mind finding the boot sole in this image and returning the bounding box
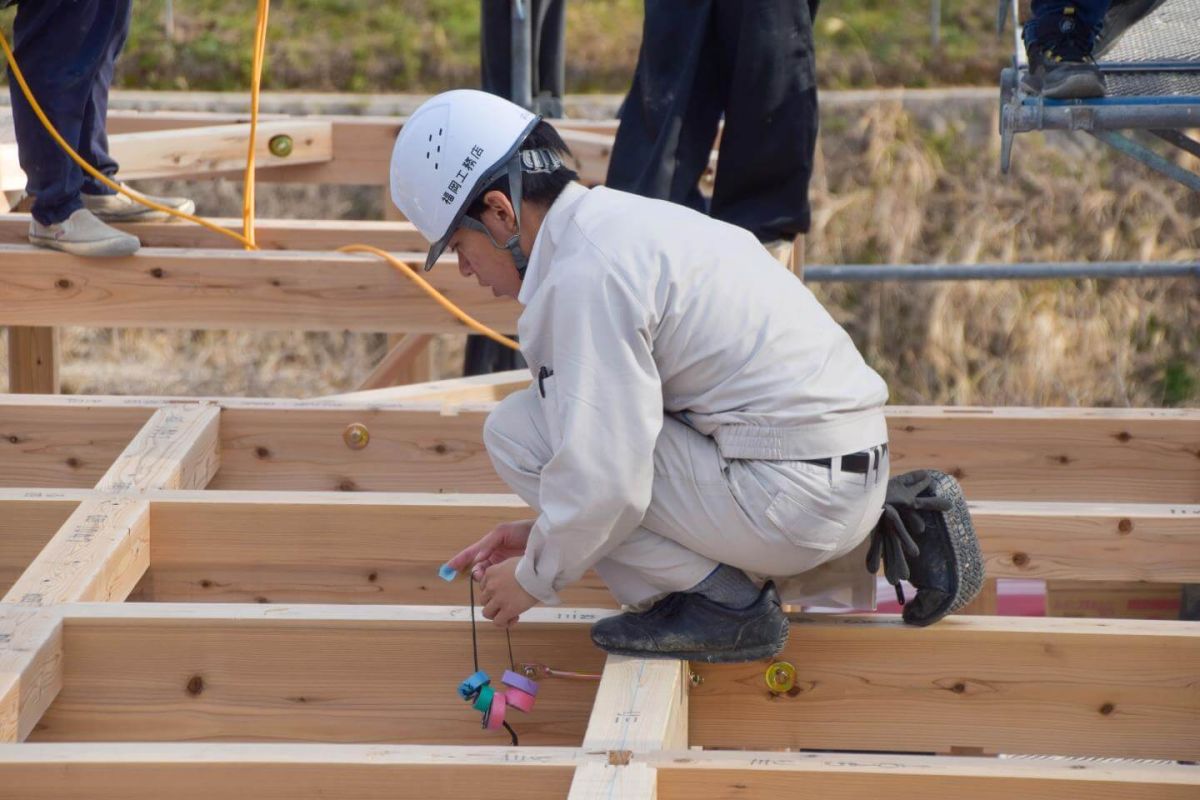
[594,619,789,664]
[1042,72,1106,100]
[922,471,986,621]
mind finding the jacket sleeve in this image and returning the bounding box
[514,261,663,605]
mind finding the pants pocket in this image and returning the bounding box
[764,489,847,552]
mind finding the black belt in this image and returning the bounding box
[803,443,887,475]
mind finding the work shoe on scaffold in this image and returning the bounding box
[1022,5,1106,99]
[589,581,788,663]
[29,208,140,257]
[84,183,196,223]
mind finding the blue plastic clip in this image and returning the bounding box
[438,563,458,582]
[458,670,490,701]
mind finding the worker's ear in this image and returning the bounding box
[481,190,517,233]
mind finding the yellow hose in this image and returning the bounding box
[0,12,520,352]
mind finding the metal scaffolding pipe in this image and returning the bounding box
[803,261,1199,282]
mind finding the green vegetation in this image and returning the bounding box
[3,0,1013,93]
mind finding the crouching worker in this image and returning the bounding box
[404,91,979,662]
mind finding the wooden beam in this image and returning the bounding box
[7,491,1191,606]
[568,655,688,799]
[651,750,1200,800]
[0,245,516,334]
[31,604,609,745]
[323,370,528,404]
[95,404,220,493]
[2,398,1195,501]
[0,743,583,800]
[689,614,1200,761]
[582,656,688,752]
[1,745,1195,800]
[134,491,612,606]
[357,334,435,391]
[0,121,333,192]
[975,501,1200,582]
[0,607,61,742]
[0,493,80,597]
[1,499,149,607]
[0,215,429,251]
[6,327,59,394]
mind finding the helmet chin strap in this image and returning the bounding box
[459,156,529,278]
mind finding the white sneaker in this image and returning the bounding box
[83,184,196,223]
[29,208,141,257]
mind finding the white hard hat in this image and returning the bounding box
[390,90,539,270]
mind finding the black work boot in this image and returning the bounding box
[900,471,986,626]
[590,581,788,663]
[1022,6,1106,99]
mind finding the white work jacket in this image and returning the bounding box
[512,182,888,604]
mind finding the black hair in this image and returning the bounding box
[465,119,579,218]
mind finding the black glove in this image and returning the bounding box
[866,470,954,600]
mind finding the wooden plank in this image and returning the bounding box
[2,399,1196,501]
[582,656,688,751]
[652,750,1200,800]
[107,111,400,186]
[0,121,333,192]
[4,491,1189,605]
[6,327,59,394]
[0,215,429,251]
[95,404,220,493]
[2,498,149,606]
[0,245,516,334]
[0,607,61,742]
[358,334,434,391]
[0,743,581,800]
[975,501,1200,583]
[323,370,528,404]
[568,762,657,800]
[0,494,79,596]
[0,403,155,488]
[956,579,999,615]
[31,604,609,745]
[136,491,611,606]
[1,745,1194,800]
[689,614,1200,761]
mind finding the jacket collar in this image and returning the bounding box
[517,181,590,306]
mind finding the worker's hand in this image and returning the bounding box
[447,519,536,581]
[479,557,539,628]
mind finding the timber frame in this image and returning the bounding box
[1,381,1198,798]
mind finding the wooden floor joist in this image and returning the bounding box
[2,396,1196,502]
[1,745,1196,800]
[0,387,1197,795]
[0,245,512,334]
[3,490,1195,606]
[0,121,333,192]
[0,215,429,252]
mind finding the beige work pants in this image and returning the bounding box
[485,387,885,609]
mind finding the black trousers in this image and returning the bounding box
[480,0,566,117]
[8,0,132,225]
[607,0,819,241]
[469,1,565,375]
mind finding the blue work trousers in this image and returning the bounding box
[8,0,132,225]
[1026,0,1113,48]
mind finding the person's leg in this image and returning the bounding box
[483,387,882,606]
[1022,0,1113,98]
[708,0,819,243]
[532,0,565,117]
[483,388,718,606]
[78,0,132,197]
[605,0,723,214]
[9,0,121,225]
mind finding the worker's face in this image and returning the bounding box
[447,191,523,300]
